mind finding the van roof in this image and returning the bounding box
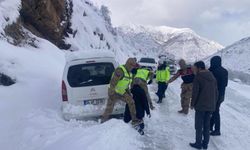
[66,50,115,62]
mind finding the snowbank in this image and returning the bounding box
[0,39,65,150]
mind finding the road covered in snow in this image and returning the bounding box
[1,74,250,150]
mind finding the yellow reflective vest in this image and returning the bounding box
[134,68,150,81]
[114,65,132,95]
[156,67,170,82]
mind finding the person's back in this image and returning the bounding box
[192,71,218,111]
[209,56,228,97]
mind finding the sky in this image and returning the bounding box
[97,0,250,46]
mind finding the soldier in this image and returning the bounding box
[131,66,155,110]
[168,59,195,114]
[156,61,171,103]
[101,58,141,125]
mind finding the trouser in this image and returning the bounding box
[137,80,153,107]
[210,95,224,132]
[124,85,148,123]
[195,111,212,146]
[102,92,137,122]
[180,83,193,113]
[132,78,153,107]
[157,82,168,102]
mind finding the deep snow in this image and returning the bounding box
[1,39,250,150]
[0,0,250,150]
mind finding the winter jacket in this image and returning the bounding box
[209,56,228,100]
[191,70,218,112]
[108,58,136,96]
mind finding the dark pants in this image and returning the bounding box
[156,82,168,102]
[195,111,212,146]
[210,95,224,132]
[124,85,150,123]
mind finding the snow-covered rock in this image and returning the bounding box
[119,24,224,62]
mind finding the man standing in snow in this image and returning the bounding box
[209,56,228,136]
[101,58,141,125]
[168,59,195,114]
[156,61,171,103]
[190,61,218,150]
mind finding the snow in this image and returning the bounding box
[65,49,115,63]
[208,37,250,74]
[0,0,20,33]
[1,49,250,150]
[119,24,224,62]
[0,0,250,150]
[65,0,138,64]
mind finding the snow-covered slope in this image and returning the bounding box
[0,1,141,150]
[119,24,224,62]
[64,1,139,63]
[210,37,250,74]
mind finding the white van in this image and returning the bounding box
[138,57,158,73]
[61,51,125,120]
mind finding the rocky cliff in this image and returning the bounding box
[4,0,73,49]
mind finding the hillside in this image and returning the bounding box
[207,37,250,83]
[119,24,224,62]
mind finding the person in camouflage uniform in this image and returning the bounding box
[168,59,195,114]
[131,66,155,110]
[101,58,140,125]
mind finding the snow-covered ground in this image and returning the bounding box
[0,0,249,150]
[1,48,250,150]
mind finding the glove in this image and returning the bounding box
[150,103,155,110]
[148,80,153,85]
[147,114,151,118]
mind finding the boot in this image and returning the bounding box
[210,130,221,136]
[183,110,189,115]
[157,100,162,103]
[157,98,162,104]
[131,119,143,127]
[189,143,202,149]
[202,143,208,150]
[178,109,185,113]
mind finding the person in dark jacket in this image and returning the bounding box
[123,85,151,130]
[190,61,218,150]
[209,56,228,136]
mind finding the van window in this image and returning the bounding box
[67,63,115,87]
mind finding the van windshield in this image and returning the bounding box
[140,58,156,64]
[67,63,115,87]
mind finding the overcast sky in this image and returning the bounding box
[99,0,250,46]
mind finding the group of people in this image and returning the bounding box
[100,56,228,149]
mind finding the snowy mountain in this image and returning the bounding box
[206,37,250,83]
[119,25,224,62]
[1,1,250,150]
